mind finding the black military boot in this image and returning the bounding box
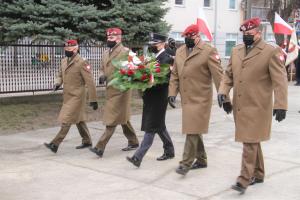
[122,144,139,151]
[44,142,58,153]
[75,143,92,149]
[190,161,207,170]
[175,165,189,176]
[249,177,264,186]
[126,156,141,167]
[231,182,246,194]
[156,153,174,161]
[89,147,103,157]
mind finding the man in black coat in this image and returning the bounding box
[126,33,175,167]
[165,37,177,57]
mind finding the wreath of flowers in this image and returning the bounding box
[108,51,170,91]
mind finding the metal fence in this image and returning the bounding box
[0,41,106,94]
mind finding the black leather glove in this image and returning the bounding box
[99,75,107,84]
[90,102,98,110]
[168,96,176,108]
[53,84,60,91]
[273,109,286,122]
[223,102,233,114]
[217,94,226,107]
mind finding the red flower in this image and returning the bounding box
[127,69,135,76]
[119,69,126,75]
[155,63,160,67]
[155,68,161,73]
[138,65,145,69]
[141,74,148,81]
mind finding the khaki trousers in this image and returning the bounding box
[95,121,139,151]
[237,143,265,188]
[51,121,92,146]
[180,134,207,168]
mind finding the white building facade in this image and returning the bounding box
[164,0,275,58]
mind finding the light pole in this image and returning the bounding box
[213,0,218,46]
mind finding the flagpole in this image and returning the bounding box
[213,0,217,46]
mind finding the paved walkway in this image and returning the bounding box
[0,85,300,200]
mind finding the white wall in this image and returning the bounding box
[164,0,244,57]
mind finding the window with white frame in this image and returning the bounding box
[225,33,238,57]
[175,0,184,5]
[229,0,236,9]
[204,0,211,7]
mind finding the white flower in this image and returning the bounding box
[129,51,136,57]
[132,56,142,65]
[121,61,129,67]
[150,74,154,84]
[144,55,152,62]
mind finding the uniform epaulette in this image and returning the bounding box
[202,42,213,49]
[266,41,279,49]
[204,41,215,48]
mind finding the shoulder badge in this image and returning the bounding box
[213,53,221,64]
[278,54,285,62]
[214,54,220,60]
[210,49,221,63]
[83,62,92,73]
[86,64,91,70]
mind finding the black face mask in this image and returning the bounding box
[107,40,117,48]
[243,35,255,46]
[185,37,195,48]
[65,50,74,57]
[148,45,159,54]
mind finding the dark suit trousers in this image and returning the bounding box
[134,128,174,161]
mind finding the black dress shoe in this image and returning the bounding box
[89,147,103,157]
[231,182,246,194]
[126,156,141,167]
[122,144,139,151]
[190,161,207,170]
[44,142,58,153]
[175,165,189,176]
[75,143,92,149]
[249,177,264,185]
[156,153,174,161]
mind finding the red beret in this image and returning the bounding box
[240,17,261,32]
[182,24,199,37]
[106,27,122,36]
[65,39,78,47]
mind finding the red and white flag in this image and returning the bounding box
[274,12,293,35]
[197,7,213,41]
[285,29,299,66]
